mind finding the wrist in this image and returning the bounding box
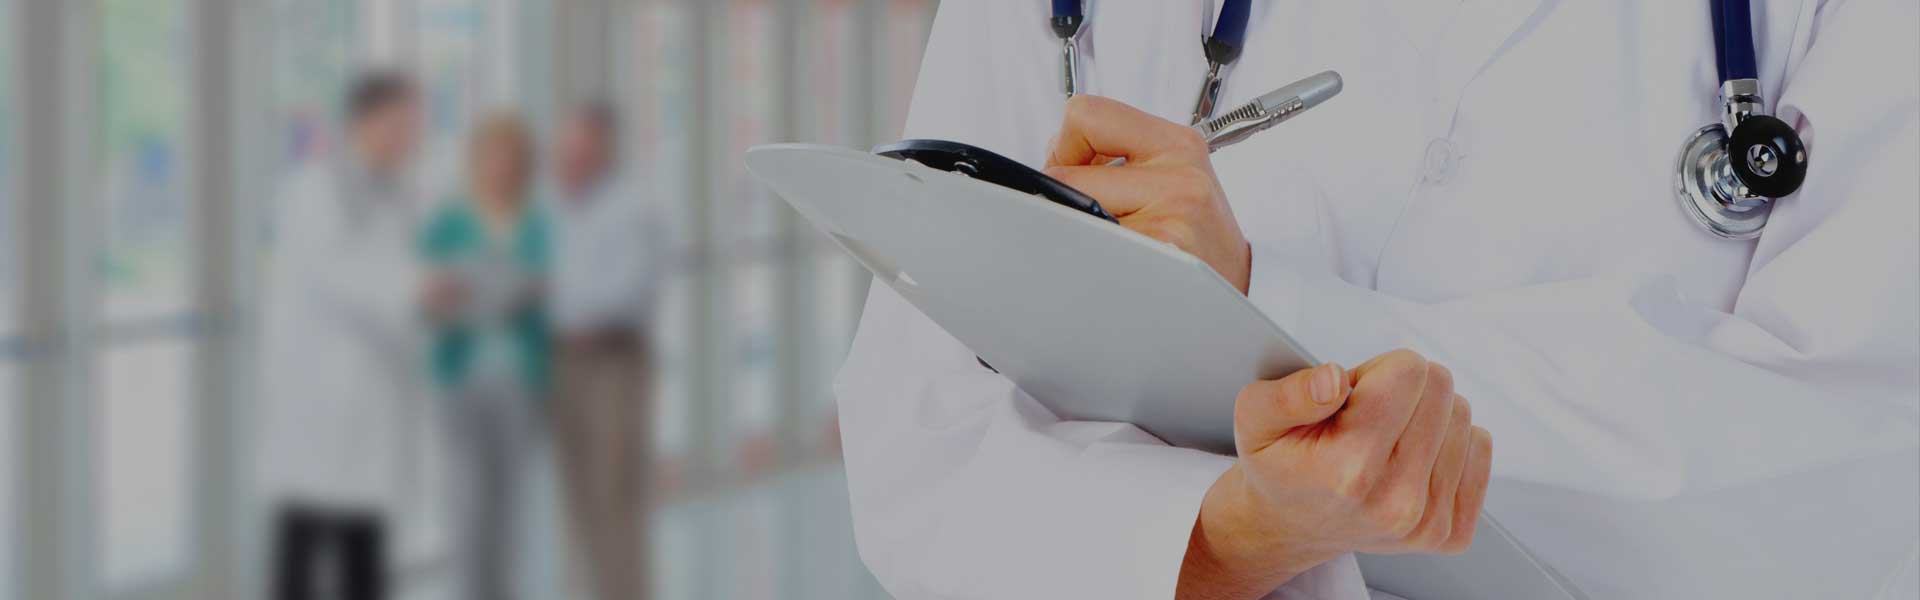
[1178,466,1309,599]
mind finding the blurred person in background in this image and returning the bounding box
[419,111,552,600]
[257,70,424,600]
[547,100,672,600]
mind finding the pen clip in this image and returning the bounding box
[1061,36,1082,98]
[1197,96,1305,151]
[1190,62,1226,125]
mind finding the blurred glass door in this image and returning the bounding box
[95,0,201,596]
[2,1,19,597]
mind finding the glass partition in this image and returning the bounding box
[0,6,16,597]
[95,0,200,591]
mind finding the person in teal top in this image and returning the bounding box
[415,112,549,600]
[419,113,553,398]
[419,189,552,395]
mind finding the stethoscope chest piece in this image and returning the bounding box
[1676,0,1811,240]
[1675,106,1810,240]
[1677,123,1768,239]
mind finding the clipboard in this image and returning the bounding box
[745,141,1586,600]
[747,141,1315,455]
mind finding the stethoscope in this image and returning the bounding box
[1053,0,1810,240]
[1051,0,1254,125]
[1677,0,1809,239]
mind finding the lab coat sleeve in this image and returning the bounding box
[833,2,1368,598]
[1243,0,1919,500]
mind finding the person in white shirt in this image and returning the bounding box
[547,101,675,600]
[834,1,1920,599]
[258,70,425,600]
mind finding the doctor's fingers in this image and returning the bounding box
[1376,362,1456,490]
[1046,95,1209,168]
[1043,163,1218,218]
[1337,350,1436,452]
[1357,362,1455,542]
[1437,427,1493,555]
[1397,395,1475,554]
[1232,363,1352,454]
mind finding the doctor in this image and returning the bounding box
[835,1,1919,599]
[258,70,426,599]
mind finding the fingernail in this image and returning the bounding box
[1312,363,1342,404]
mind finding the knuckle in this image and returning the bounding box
[1168,167,1211,204]
[1426,517,1454,547]
[1136,222,1171,244]
[1063,94,1098,116]
[1384,350,1429,389]
[1440,528,1477,555]
[1452,394,1473,424]
[1233,382,1269,420]
[1170,222,1199,246]
[1398,496,1430,535]
[1192,170,1220,198]
[1426,363,1455,395]
[1172,126,1209,154]
[1404,527,1441,551]
[1382,344,1428,363]
[1378,493,1426,537]
[1329,458,1375,502]
[1234,382,1263,408]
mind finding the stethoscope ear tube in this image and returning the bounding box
[1711,0,1759,82]
[1205,0,1253,65]
[1051,0,1084,38]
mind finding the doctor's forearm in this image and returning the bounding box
[1177,467,1318,599]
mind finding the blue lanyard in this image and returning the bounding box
[1204,0,1254,67]
[1051,1,1256,121]
[1710,0,1759,83]
[1051,0,1085,38]
[1050,1,1253,63]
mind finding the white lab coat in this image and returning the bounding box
[834,1,1920,598]
[257,160,427,512]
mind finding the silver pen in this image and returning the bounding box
[1195,70,1342,151]
[1106,70,1342,165]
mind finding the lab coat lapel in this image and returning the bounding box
[1429,0,1552,100]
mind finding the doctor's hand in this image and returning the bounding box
[1178,350,1493,599]
[1043,95,1253,294]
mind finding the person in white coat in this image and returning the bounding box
[258,71,425,600]
[834,1,1920,599]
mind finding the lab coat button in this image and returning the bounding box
[1423,138,1458,183]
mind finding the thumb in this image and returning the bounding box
[1046,95,1205,167]
[1233,363,1350,453]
